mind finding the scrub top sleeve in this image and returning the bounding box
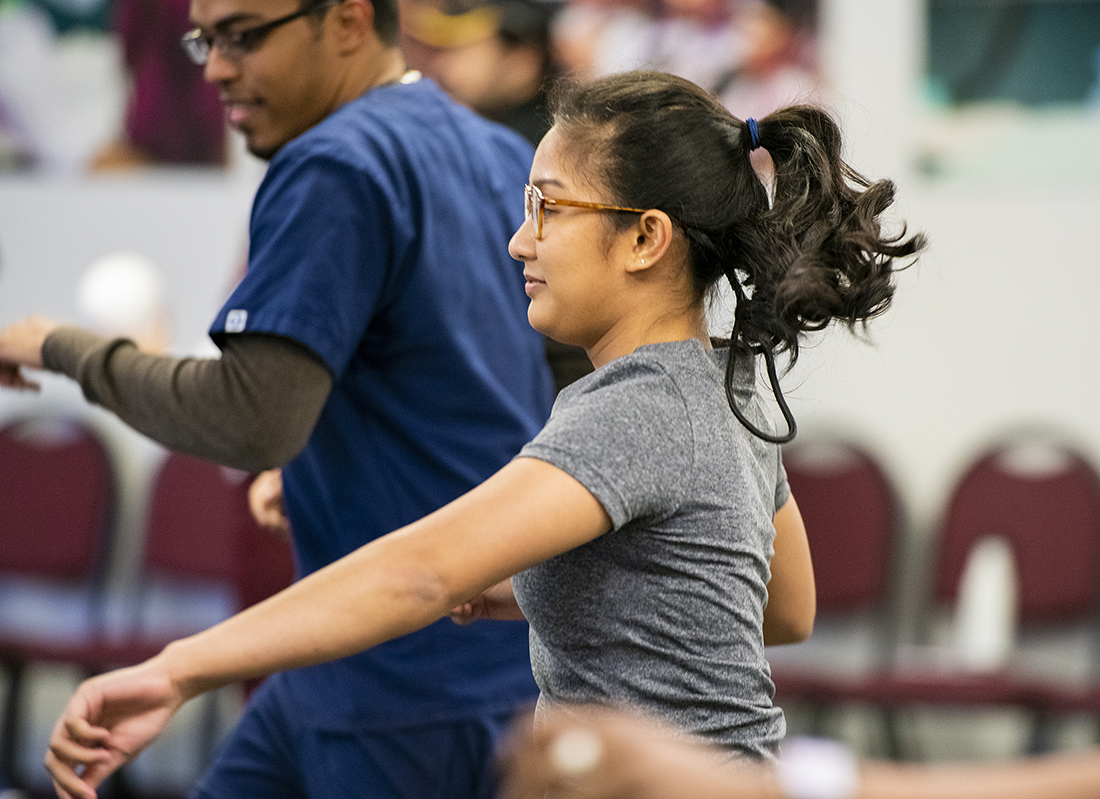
[212,150,399,379]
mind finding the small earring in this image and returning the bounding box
[640,259,646,264]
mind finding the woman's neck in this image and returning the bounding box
[586,308,710,369]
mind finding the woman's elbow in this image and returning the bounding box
[784,612,816,645]
[763,602,815,646]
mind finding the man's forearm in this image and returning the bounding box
[43,327,332,471]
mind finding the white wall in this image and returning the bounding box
[0,169,258,350]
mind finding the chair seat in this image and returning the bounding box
[866,669,1034,707]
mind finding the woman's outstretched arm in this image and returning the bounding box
[45,457,611,799]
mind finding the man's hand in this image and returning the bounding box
[249,469,292,539]
[0,316,62,390]
[450,578,525,625]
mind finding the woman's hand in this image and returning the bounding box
[44,659,185,799]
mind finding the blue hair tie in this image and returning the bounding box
[746,117,761,151]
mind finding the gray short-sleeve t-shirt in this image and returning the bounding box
[513,339,789,758]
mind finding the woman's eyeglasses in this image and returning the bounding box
[524,184,647,240]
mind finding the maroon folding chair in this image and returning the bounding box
[870,437,1100,755]
[102,450,296,667]
[0,415,116,786]
[766,439,903,747]
[94,451,296,794]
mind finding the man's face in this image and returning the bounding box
[189,0,344,159]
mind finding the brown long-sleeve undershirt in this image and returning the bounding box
[42,326,333,473]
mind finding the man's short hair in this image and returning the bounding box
[304,0,399,46]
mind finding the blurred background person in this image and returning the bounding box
[0,0,122,172]
[552,0,742,90]
[552,0,820,117]
[644,0,746,93]
[91,0,228,170]
[400,0,562,145]
[0,0,227,172]
[550,0,662,83]
[714,0,819,118]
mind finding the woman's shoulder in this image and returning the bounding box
[559,341,699,400]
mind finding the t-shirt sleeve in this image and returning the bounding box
[517,362,694,530]
[210,145,401,378]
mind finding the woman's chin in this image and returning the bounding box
[528,307,589,349]
[527,307,553,337]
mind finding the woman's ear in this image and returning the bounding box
[625,209,675,273]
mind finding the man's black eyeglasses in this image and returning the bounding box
[181,1,340,65]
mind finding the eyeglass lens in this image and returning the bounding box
[181,31,208,64]
[181,3,337,65]
[524,185,542,238]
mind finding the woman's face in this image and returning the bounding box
[509,127,636,351]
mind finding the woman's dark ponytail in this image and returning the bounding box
[550,72,926,442]
[749,106,923,362]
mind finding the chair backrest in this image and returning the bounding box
[933,441,1100,625]
[143,452,295,610]
[0,415,114,581]
[782,440,897,614]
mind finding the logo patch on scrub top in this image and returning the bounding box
[225,309,248,333]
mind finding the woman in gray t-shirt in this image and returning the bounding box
[45,71,923,798]
[499,71,922,758]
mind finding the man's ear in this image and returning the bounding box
[624,209,675,274]
[331,0,374,52]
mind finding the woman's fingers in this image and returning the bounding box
[45,707,113,799]
[45,745,103,799]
